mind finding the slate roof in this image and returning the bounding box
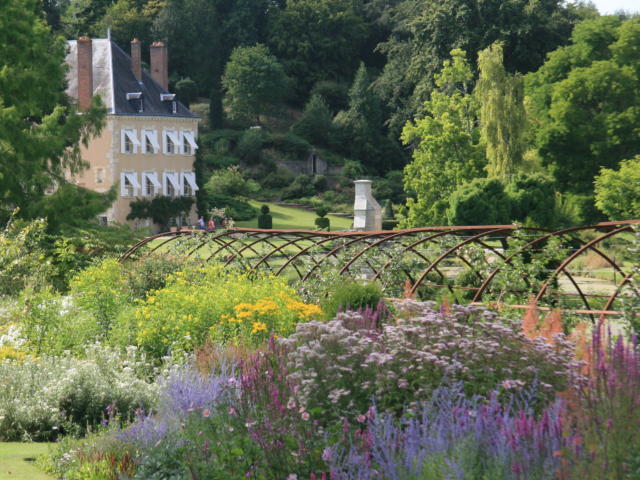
[65,39,197,118]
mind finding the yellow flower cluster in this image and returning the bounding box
[0,345,26,362]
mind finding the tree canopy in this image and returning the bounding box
[594,156,640,220]
[222,44,289,123]
[525,17,640,201]
[0,0,105,226]
[401,50,484,226]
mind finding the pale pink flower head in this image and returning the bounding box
[202,409,211,417]
[301,411,310,421]
[228,407,237,415]
[357,414,367,423]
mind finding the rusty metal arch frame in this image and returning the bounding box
[534,225,633,304]
[120,221,640,316]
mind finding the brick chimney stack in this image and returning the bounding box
[150,41,168,91]
[131,38,142,82]
[77,36,93,111]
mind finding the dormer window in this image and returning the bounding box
[126,92,143,113]
[121,129,140,154]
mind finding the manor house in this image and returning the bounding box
[65,36,199,230]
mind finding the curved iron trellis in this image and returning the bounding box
[602,271,634,313]
[300,231,398,282]
[533,225,633,304]
[472,225,629,303]
[409,229,510,296]
[369,229,512,294]
[251,232,334,271]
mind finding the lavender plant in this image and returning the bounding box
[282,300,583,424]
[328,383,582,480]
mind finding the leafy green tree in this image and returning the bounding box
[267,0,368,96]
[0,0,105,225]
[175,77,198,107]
[505,173,557,227]
[204,166,260,198]
[375,0,588,133]
[446,178,511,226]
[525,16,640,213]
[58,0,114,37]
[594,156,640,220]
[97,0,162,49]
[401,50,485,227]
[292,94,333,146]
[127,196,194,231]
[333,63,405,173]
[222,44,288,122]
[476,43,527,181]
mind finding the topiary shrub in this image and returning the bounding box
[314,205,330,230]
[258,204,272,229]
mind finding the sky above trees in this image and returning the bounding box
[592,0,639,14]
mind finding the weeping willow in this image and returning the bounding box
[476,43,527,182]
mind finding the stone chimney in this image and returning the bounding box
[353,180,382,231]
[131,38,142,82]
[150,41,168,90]
[77,36,93,111]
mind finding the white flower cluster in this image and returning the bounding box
[0,344,158,441]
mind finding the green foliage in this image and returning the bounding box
[175,77,198,107]
[205,194,257,221]
[310,80,349,112]
[126,264,322,358]
[594,156,640,220]
[127,196,194,231]
[321,281,383,318]
[0,217,53,296]
[476,42,527,181]
[222,44,289,122]
[204,166,260,198]
[375,0,585,133]
[342,160,365,179]
[333,63,405,174]
[0,0,106,224]
[402,50,485,227]
[97,0,160,49]
[292,94,334,146]
[374,170,406,205]
[282,174,316,200]
[446,178,511,226]
[525,17,640,213]
[505,173,557,227]
[236,128,267,163]
[271,132,312,158]
[27,183,116,233]
[267,0,368,95]
[382,199,395,220]
[68,259,131,337]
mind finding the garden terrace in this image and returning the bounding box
[122,220,640,322]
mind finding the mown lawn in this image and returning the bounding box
[236,201,353,230]
[0,443,52,480]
